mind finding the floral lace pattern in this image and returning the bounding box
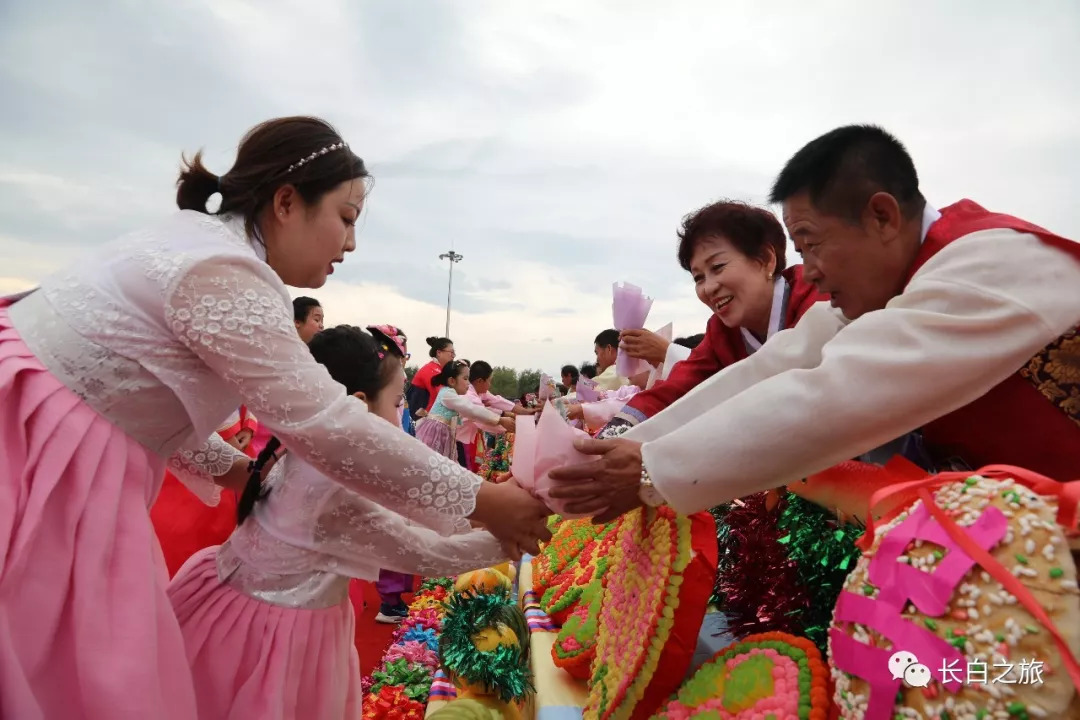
[8,210,484,526]
[222,457,505,603]
[166,434,246,505]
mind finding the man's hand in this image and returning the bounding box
[547,438,645,522]
[619,329,670,367]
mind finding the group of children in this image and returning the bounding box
[148,296,542,718]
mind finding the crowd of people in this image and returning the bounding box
[0,114,1077,720]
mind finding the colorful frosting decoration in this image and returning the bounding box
[650,631,830,720]
[541,524,617,626]
[585,507,718,720]
[531,516,611,597]
[551,577,604,680]
[829,475,1080,720]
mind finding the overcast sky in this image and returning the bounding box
[2,1,1078,372]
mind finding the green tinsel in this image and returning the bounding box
[776,492,865,655]
[419,577,454,593]
[370,658,434,700]
[438,588,534,704]
[479,434,512,481]
[708,503,733,607]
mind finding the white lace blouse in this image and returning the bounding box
[217,454,507,608]
[6,211,481,533]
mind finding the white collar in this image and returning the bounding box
[920,203,941,245]
[740,275,787,353]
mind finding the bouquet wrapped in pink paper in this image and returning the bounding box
[538,373,560,402]
[510,404,602,518]
[575,375,600,402]
[613,281,654,378]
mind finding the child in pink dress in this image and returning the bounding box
[168,326,507,720]
[414,361,514,463]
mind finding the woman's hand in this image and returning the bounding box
[567,403,584,420]
[547,438,645,523]
[470,480,552,559]
[498,416,516,432]
[619,329,670,367]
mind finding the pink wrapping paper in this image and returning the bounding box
[575,375,600,402]
[538,373,559,402]
[510,404,603,518]
[613,281,654,378]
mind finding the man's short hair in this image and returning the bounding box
[770,124,924,221]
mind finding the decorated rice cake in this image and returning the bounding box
[541,523,617,626]
[532,517,611,597]
[829,475,1080,720]
[585,507,717,720]
[552,577,604,679]
[649,632,830,720]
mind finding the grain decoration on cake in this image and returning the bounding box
[584,507,717,720]
[828,467,1080,720]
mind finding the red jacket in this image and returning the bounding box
[906,200,1080,480]
[624,265,826,420]
[409,360,442,413]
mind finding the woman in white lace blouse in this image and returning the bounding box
[0,116,551,720]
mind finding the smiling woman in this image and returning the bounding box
[0,115,552,720]
[604,200,827,430]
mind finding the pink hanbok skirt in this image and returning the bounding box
[414,417,458,462]
[168,548,360,720]
[0,305,198,719]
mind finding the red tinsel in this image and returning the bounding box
[362,685,426,720]
[716,491,811,637]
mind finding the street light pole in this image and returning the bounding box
[438,249,463,337]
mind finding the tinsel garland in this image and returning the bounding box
[711,492,811,639]
[478,433,513,482]
[438,588,534,704]
[707,504,732,607]
[775,492,864,654]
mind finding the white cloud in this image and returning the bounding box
[2,0,1077,372]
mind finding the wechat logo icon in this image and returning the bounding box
[889,650,931,688]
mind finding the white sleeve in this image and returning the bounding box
[623,302,845,444]
[167,433,249,505]
[659,342,694,381]
[316,490,508,577]
[641,230,1080,513]
[164,257,483,530]
[444,392,503,425]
